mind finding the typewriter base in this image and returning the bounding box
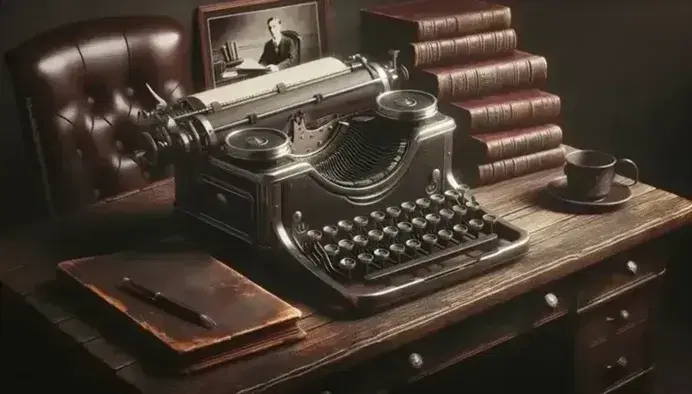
[174,206,529,314]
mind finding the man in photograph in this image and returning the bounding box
[258,17,298,72]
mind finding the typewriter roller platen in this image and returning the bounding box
[136,54,529,313]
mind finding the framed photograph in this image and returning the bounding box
[197,0,331,89]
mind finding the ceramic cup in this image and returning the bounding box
[564,150,639,201]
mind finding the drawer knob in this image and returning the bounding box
[544,293,559,308]
[626,260,638,275]
[606,310,630,323]
[408,352,424,369]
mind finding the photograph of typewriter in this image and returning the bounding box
[135,50,529,314]
[197,0,330,89]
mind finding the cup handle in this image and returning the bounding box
[616,158,639,187]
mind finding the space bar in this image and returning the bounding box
[364,233,498,281]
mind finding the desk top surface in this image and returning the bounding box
[1,149,691,394]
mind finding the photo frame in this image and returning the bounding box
[197,0,332,89]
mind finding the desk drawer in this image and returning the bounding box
[578,242,666,308]
[317,279,576,394]
[577,276,661,348]
[575,323,652,394]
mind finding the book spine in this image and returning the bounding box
[405,29,517,67]
[436,55,549,100]
[469,146,566,186]
[483,125,563,162]
[416,8,512,41]
[468,93,561,132]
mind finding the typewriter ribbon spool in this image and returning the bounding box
[375,90,439,122]
[223,127,291,162]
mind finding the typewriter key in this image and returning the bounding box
[438,229,457,245]
[405,239,423,255]
[354,216,369,232]
[430,194,445,207]
[425,213,441,232]
[368,229,384,244]
[439,208,455,224]
[400,202,416,217]
[453,224,469,240]
[370,211,386,227]
[389,243,406,262]
[307,229,323,243]
[397,222,414,239]
[324,244,340,257]
[383,225,399,241]
[455,184,471,200]
[468,218,484,233]
[338,220,354,234]
[415,198,431,212]
[452,204,468,218]
[466,199,481,215]
[374,248,391,265]
[322,225,339,241]
[358,253,375,273]
[352,234,369,249]
[411,217,427,233]
[444,190,460,204]
[422,234,439,251]
[482,214,499,234]
[339,258,357,278]
[338,239,355,254]
[386,206,401,222]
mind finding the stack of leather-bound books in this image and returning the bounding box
[360,0,566,186]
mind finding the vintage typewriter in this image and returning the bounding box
[135,51,529,313]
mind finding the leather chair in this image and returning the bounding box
[281,30,302,64]
[5,16,191,217]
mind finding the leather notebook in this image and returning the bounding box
[56,241,305,374]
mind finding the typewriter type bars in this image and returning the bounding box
[289,185,523,300]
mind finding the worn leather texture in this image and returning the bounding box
[5,16,190,215]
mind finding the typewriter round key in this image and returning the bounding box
[453,224,469,240]
[405,239,424,255]
[439,208,455,224]
[374,248,391,265]
[354,216,369,232]
[444,189,461,204]
[455,184,471,200]
[389,243,406,262]
[397,222,414,239]
[322,225,339,241]
[422,234,439,251]
[352,234,369,249]
[339,257,357,278]
[370,211,386,227]
[383,225,399,241]
[482,213,499,234]
[401,202,416,218]
[438,229,457,244]
[425,213,441,231]
[468,218,485,233]
[466,199,481,214]
[430,194,446,207]
[358,253,375,273]
[415,198,431,212]
[386,206,402,222]
[307,229,323,243]
[452,204,468,218]
[367,229,384,244]
[337,239,355,254]
[337,220,354,234]
[324,244,339,256]
[411,217,427,233]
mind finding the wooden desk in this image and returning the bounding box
[1,160,690,394]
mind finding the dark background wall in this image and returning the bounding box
[0,0,690,231]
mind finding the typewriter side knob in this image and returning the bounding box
[223,127,291,162]
[375,89,438,122]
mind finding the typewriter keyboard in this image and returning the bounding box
[292,187,517,285]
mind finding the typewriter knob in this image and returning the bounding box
[425,213,441,227]
[397,222,414,236]
[453,224,469,238]
[383,225,399,241]
[386,206,401,221]
[439,208,455,223]
[408,353,424,369]
[339,257,357,272]
[452,204,468,218]
[411,217,427,232]
[415,198,431,211]
[374,248,390,263]
[368,229,384,243]
[223,127,291,162]
[370,211,386,226]
[468,219,484,233]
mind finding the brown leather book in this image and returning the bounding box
[56,242,305,374]
[360,0,511,44]
[442,89,561,134]
[400,29,517,67]
[410,51,548,100]
[464,124,563,163]
[462,146,566,186]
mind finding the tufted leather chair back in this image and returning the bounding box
[6,16,190,217]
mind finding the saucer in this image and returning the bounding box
[546,176,632,208]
